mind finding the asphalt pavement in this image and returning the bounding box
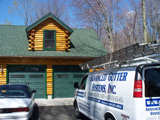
[33,104,90,120]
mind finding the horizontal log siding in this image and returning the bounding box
[0,65,6,85]
[0,58,91,94]
[28,18,70,51]
[47,65,52,94]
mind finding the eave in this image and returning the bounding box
[0,56,96,59]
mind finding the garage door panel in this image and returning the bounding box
[54,91,73,98]
[54,86,72,90]
[53,66,87,98]
[29,85,45,89]
[9,73,27,85]
[29,82,44,86]
[8,66,46,99]
[10,81,26,85]
[35,93,45,98]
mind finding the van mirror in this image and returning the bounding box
[74,82,79,88]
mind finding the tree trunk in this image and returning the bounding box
[142,0,147,43]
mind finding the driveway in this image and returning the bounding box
[33,104,90,120]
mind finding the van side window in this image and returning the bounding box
[145,68,160,97]
[79,75,88,90]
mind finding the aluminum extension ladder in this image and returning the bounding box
[79,41,160,70]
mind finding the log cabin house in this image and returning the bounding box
[0,12,107,99]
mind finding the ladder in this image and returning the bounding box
[80,41,160,70]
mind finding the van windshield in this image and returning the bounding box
[145,68,160,97]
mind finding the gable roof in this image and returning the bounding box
[0,25,107,58]
[26,12,73,33]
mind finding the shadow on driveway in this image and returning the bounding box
[33,105,90,120]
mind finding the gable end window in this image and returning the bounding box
[43,30,56,51]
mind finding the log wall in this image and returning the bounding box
[28,18,71,51]
[0,65,6,85]
[47,65,52,95]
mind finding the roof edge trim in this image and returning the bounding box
[26,12,73,33]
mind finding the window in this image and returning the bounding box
[30,75,43,78]
[79,75,88,90]
[145,68,160,97]
[73,74,85,78]
[11,75,25,78]
[56,74,68,78]
[43,30,56,51]
[0,90,26,98]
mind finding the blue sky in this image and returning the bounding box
[0,0,139,26]
[0,0,24,25]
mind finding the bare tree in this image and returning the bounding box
[142,0,147,43]
[30,0,66,23]
[114,0,143,50]
[71,0,122,53]
[8,0,67,25]
[1,19,12,25]
[8,0,34,25]
[146,0,160,42]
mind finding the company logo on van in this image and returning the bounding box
[146,98,160,107]
[92,83,106,93]
[91,74,107,81]
[108,84,116,94]
[108,72,128,81]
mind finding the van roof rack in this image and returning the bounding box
[80,41,160,70]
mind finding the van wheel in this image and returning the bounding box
[105,114,115,120]
[74,102,82,119]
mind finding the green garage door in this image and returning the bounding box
[8,65,46,98]
[53,65,88,98]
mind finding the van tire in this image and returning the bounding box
[105,114,115,120]
[74,102,82,119]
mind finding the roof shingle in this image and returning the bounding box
[0,25,107,58]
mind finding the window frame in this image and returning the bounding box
[43,30,56,51]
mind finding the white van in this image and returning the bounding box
[73,63,160,120]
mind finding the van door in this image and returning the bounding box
[143,66,160,119]
[76,75,91,117]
